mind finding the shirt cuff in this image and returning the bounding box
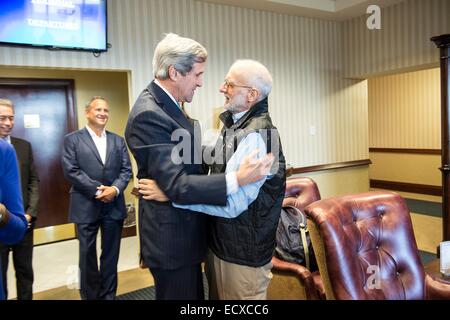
[226,172,239,195]
[112,186,120,197]
[95,189,102,197]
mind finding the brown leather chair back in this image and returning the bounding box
[305,191,426,300]
[283,177,321,210]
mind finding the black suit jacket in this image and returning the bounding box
[125,81,227,270]
[11,137,39,220]
[62,128,132,224]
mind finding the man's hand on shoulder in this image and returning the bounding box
[236,150,274,186]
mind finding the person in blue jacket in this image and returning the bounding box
[0,139,28,300]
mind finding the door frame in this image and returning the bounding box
[0,77,78,244]
[0,77,78,133]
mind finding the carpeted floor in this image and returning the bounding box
[419,250,437,265]
[117,251,437,300]
[116,286,156,300]
[117,273,209,300]
[405,198,442,217]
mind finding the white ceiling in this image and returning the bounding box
[195,0,405,20]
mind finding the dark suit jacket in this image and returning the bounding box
[62,128,132,224]
[10,137,39,220]
[125,81,227,270]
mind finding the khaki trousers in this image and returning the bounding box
[205,250,273,300]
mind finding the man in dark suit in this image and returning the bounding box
[125,33,273,300]
[0,98,39,300]
[62,96,132,300]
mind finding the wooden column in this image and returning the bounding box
[431,34,450,243]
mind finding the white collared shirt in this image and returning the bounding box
[86,125,107,165]
[154,79,181,109]
[232,110,248,124]
[85,125,120,197]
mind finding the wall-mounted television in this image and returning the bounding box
[0,0,107,52]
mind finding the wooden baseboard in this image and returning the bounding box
[34,223,76,246]
[34,223,136,246]
[370,179,442,196]
[369,148,441,155]
[122,225,136,238]
[291,159,371,175]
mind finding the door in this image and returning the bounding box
[0,78,77,228]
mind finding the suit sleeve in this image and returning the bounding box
[62,134,102,198]
[111,137,132,193]
[25,142,39,219]
[127,110,227,206]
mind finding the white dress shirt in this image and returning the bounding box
[222,110,250,195]
[86,125,107,165]
[85,125,120,196]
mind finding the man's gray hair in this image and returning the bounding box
[0,98,14,110]
[85,96,108,111]
[230,59,273,101]
[153,33,207,79]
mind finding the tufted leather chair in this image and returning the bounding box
[305,191,450,300]
[267,177,325,300]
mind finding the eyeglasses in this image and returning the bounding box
[222,80,254,91]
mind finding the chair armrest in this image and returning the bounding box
[425,274,450,300]
[271,256,312,281]
[310,271,326,300]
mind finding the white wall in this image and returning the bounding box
[369,68,441,148]
[343,0,450,79]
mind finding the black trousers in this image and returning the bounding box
[149,264,204,300]
[76,216,123,300]
[0,224,34,300]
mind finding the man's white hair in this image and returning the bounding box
[153,33,207,79]
[0,98,14,111]
[230,59,273,100]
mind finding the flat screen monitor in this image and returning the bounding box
[0,0,107,52]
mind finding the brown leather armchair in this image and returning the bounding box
[305,190,450,300]
[267,177,325,300]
